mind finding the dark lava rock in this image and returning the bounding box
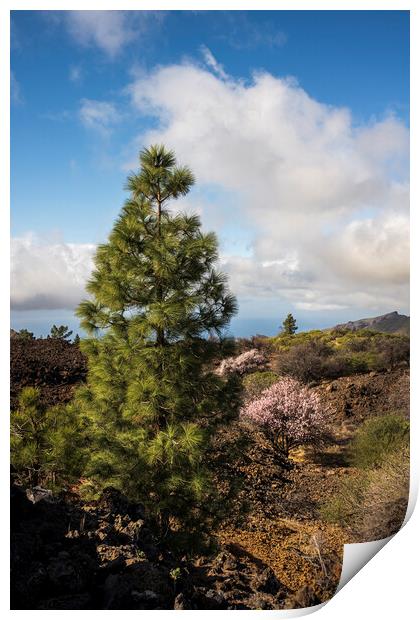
[10,337,87,409]
[10,484,162,610]
[11,484,290,610]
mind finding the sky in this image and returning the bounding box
[10,10,410,337]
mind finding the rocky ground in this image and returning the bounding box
[11,485,299,610]
[315,368,410,422]
[10,338,86,410]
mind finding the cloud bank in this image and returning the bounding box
[12,59,409,317]
[11,234,95,311]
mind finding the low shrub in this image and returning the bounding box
[319,473,368,529]
[275,340,333,383]
[272,328,409,382]
[235,335,272,354]
[242,371,279,401]
[321,445,409,541]
[349,414,409,470]
[361,445,410,540]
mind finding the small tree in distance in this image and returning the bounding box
[16,329,35,341]
[282,313,298,335]
[49,325,73,341]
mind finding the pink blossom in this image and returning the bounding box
[216,349,267,376]
[240,377,328,455]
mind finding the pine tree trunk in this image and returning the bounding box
[156,193,166,427]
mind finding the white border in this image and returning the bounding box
[1,1,417,617]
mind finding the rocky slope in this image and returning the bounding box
[10,338,87,410]
[334,310,409,335]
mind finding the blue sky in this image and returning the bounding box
[11,10,410,337]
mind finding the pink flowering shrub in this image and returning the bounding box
[240,377,328,456]
[216,349,267,377]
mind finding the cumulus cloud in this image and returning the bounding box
[63,10,164,58]
[12,62,409,318]
[79,98,120,134]
[11,234,95,311]
[127,62,409,312]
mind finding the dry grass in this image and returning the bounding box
[321,445,409,541]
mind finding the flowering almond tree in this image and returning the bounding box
[240,377,328,457]
[216,348,267,376]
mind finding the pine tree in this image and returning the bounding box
[75,145,238,543]
[282,313,298,335]
[16,329,35,341]
[49,324,73,341]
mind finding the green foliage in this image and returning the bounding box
[243,371,279,400]
[49,324,73,341]
[10,387,85,488]
[272,328,409,382]
[74,145,239,545]
[321,414,409,539]
[282,313,298,335]
[73,334,81,346]
[349,414,409,470]
[320,473,368,527]
[15,329,35,341]
[321,445,409,540]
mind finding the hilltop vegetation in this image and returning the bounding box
[271,327,409,383]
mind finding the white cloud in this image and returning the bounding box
[63,11,164,58]
[79,98,120,134]
[11,234,95,311]
[11,62,409,320]
[200,46,228,80]
[128,62,409,313]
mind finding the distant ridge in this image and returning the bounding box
[334,311,409,335]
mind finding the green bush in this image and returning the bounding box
[320,473,368,527]
[321,445,409,541]
[271,328,409,382]
[242,371,279,400]
[344,352,370,374]
[10,387,85,489]
[349,414,409,470]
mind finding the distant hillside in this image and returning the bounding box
[334,311,409,335]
